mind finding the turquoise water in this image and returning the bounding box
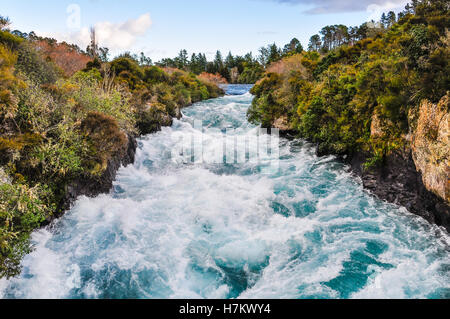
[1,85,449,299]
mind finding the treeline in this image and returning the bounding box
[248,0,448,165]
[0,19,223,278]
[306,7,411,52]
[155,38,304,84]
[157,50,263,84]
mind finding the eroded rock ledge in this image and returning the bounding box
[410,95,449,204]
[348,150,449,232]
[348,94,449,232]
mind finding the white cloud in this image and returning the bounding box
[366,1,409,21]
[265,0,409,14]
[40,13,152,51]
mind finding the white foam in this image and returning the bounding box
[1,86,449,299]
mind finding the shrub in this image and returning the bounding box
[16,42,60,85]
[0,30,23,49]
[67,70,136,133]
[143,66,169,84]
[0,182,53,279]
[33,39,92,77]
[0,45,23,125]
[198,72,227,85]
[16,79,57,133]
[80,112,127,175]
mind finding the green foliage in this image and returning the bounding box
[0,44,24,126]
[143,66,169,84]
[238,65,264,84]
[0,30,23,49]
[67,69,136,132]
[248,0,449,162]
[16,42,59,85]
[0,182,53,279]
[80,112,127,175]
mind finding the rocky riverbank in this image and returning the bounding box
[292,95,450,232]
[347,150,449,232]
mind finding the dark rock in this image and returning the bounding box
[346,149,450,232]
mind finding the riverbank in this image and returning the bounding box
[247,2,449,232]
[274,125,450,232]
[2,85,448,299]
[0,28,224,278]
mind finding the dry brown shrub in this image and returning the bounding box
[33,40,92,77]
[266,54,307,77]
[198,72,228,85]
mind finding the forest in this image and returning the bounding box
[154,38,304,84]
[248,0,448,166]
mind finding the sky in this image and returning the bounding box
[1,0,410,61]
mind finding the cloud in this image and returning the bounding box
[265,0,409,14]
[40,13,152,51]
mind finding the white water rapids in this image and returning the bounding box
[1,85,449,299]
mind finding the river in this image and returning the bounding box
[1,84,449,299]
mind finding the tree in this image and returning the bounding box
[98,47,109,62]
[308,34,322,51]
[258,43,282,66]
[189,53,206,74]
[175,49,188,69]
[139,52,152,66]
[386,11,397,27]
[268,43,282,64]
[86,27,98,59]
[404,3,414,14]
[320,25,334,51]
[213,50,224,71]
[225,51,235,69]
[335,25,349,46]
[0,16,11,30]
[283,38,303,55]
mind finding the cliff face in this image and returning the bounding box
[349,149,450,232]
[410,94,449,204]
[347,94,450,232]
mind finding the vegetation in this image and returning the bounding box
[155,38,304,84]
[0,21,223,278]
[249,0,449,164]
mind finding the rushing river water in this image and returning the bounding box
[1,85,449,299]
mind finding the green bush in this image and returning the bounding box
[16,42,59,85]
[0,182,53,279]
[80,112,127,175]
[249,1,448,161]
[0,30,23,49]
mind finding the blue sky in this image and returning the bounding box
[2,0,409,61]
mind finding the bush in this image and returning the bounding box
[16,42,60,85]
[0,182,53,279]
[67,70,136,133]
[143,66,169,84]
[0,45,23,126]
[0,30,23,49]
[80,112,127,175]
